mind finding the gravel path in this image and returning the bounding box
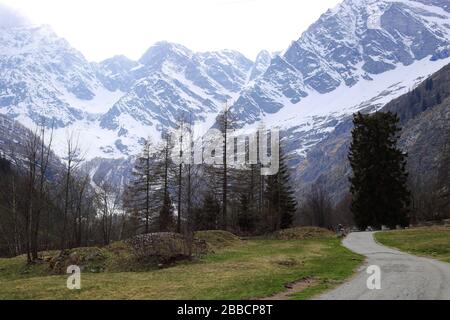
[318,232,450,300]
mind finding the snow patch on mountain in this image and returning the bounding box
[60,86,125,114]
[0,23,259,160]
[230,0,450,160]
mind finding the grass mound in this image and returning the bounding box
[6,232,217,277]
[46,242,141,274]
[49,247,107,274]
[272,227,334,240]
[195,230,241,250]
[127,232,208,266]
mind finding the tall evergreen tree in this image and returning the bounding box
[195,193,220,231]
[264,148,297,231]
[156,132,176,232]
[349,112,410,229]
[216,103,234,230]
[237,193,255,233]
[159,192,174,232]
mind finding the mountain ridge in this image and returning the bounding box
[1,0,449,188]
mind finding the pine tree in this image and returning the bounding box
[159,192,174,232]
[264,148,297,231]
[196,193,220,231]
[349,112,410,229]
[237,193,254,233]
[216,103,233,230]
[233,162,261,234]
[156,132,176,232]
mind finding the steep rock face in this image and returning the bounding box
[220,0,450,204]
[412,0,450,12]
[249,50,273,81]
[1,0,450,187]
[0,113,65,179]
[96,55,140,92]
[99,42,254,137]
[0,25,115,128]
[295,62,450,204]
[230,0,450,155]
[0,23,257,160]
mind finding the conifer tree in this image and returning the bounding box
[156,132,176,232]
[159,192,174,232]
[196,193,220,231]
[264,148,297,231]
[349,112,410,229]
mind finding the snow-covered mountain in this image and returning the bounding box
[248,50,274,81]
[98,42,253,157]
[1,0,450,186]
[231,0,450,157]
[0,20,255,159]
[0,25,119,128]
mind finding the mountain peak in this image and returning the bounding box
[139,41,192,65]
[249,50,273,81]
[229,0,450,160]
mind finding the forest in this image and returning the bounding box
[0,102,448,261]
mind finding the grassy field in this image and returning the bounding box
[0,229,363,300]
[376,225,450,263]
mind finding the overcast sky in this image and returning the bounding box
[1,0,341,62]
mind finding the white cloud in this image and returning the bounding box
[0,0,341,61]
[0,3,29,27]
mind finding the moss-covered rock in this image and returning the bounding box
[127,232,208,266]
[49,247,106,274]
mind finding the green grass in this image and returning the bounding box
[375,225,450,263]
[195,230,242,251]
[0,232,363,300]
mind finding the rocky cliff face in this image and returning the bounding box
[295,62,450,204]
[1,0,450,188]
[229,0,450,162]
[0,24,256,160]
[0,113,65,179]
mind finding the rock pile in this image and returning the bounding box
[126,232,208,266]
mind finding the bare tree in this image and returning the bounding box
[23,127,40,263]
[31,122,54,260]
[302,183,333,228]
[72,173,90,247]
[175,118,185,233]
[60,131,84,251]
[97,182,121,245]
